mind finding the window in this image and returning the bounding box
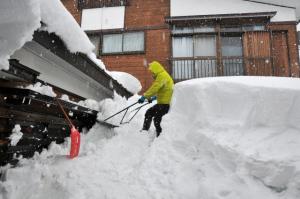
[172,35,217,79]
[221,25,242,32]
[221,36,244,75]
[194,26,215,33]
[194,36,216,56]
[102,32,144,54]
[172,25,215,34]
[103,34,122,53]
[172,37,193,57]
[221,25,265,32]
[88,35,101,55]
[242,25,265,31]
[172,26,193,34]
[221,36,243,57]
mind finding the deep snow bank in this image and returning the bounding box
[1,77,300,199]
[168,76,300,160]
[170,76,300,130]
[163,76,300,196]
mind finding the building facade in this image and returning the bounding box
[62,0,300,92]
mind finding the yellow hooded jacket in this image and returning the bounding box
[144,61,174,104]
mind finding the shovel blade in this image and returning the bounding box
[69,126,80,159]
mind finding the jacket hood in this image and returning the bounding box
[149,61,164,75]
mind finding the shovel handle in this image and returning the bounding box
[56,98,73,128]
[103,102,139,122]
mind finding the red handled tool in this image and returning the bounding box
[56,98,80,159]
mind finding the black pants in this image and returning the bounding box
[142,104,170,137]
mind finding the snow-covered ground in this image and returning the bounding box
[1,76,300,199]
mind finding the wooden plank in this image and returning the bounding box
[272,31,290,76]
[243,31,272,75]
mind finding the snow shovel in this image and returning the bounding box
[97,101,151,128]
[56,98,80,159]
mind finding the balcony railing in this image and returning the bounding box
[77,0,128,9]
[171,57,273,81]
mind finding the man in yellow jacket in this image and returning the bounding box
[138,61,174,137]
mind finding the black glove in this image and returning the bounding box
[148,96,157,103]
[138,96,146,104]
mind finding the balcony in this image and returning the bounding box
[77,0,128,9]
[171,57,274,81]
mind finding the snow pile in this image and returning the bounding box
[60,94,72,102]
[87,53,106,70]
[2,76,300,199]
[0,0,41,70]
[165,76,300,197]
[110,72,142,94]
[26,82,57,97]
[78,99,102,111]
[0,0,95,70]
[9,125,23,146]
[40,0,94,55]
[87,55,141,94]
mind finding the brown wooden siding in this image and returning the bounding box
[267,22,300,77]
[272,31,290,76]
[243,31,272,75]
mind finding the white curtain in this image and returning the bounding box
[172,37,193,80]
[221,36,243,56]
[172,26,193,34]
[193,36,217,77]
[194,35,216,56]
[123,32,144,52]
[102,34,122,53]
[194,26,215,33]
[172,37,193,57]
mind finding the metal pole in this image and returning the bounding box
[103,102,139,122]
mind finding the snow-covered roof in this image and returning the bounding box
[40,0,95,56]
[0,0,41,70]
[0,0,139,95]
[171,0,297,22]
[0,0,95,71]
[249,0,300,20]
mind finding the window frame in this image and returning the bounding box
[100,31,146,56]
[88,33,101,56]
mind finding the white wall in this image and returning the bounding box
[171,0,297,22]
[81,6,125,31]
[255,0,300,20]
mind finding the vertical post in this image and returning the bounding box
[216,24,223,76]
